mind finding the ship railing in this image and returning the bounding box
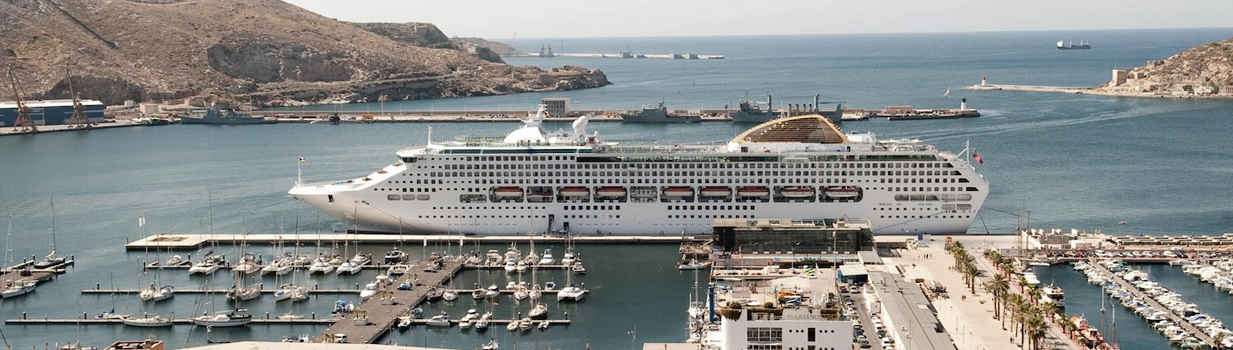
[293,180,357,189]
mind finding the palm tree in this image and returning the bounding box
[1004,293,1022,332]
[986,274,1010,323]
[1016,303,1036,347]
[1017,274,1029,293]
[1059,315,1078,339]
[998,259,1016,278]
[1026,314,1048,350]
[963,262,981,293]
[1040,301,1059,323]
[1027,285,1042,305]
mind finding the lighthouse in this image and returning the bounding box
[981,76,987,86]
[960,97,968,111]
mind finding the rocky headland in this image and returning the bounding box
[0,0,609,108]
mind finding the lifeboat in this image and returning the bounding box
[630,187,658,198]
[493,187,524,198]
[824,186,861,198]
[596,187,627,198]
[700,186,732,197]
[559,187,590,198]
[663,187,695,197]
[779,186,815,198]
[737,186,770,198]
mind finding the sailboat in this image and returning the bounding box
[122,311,173,327]
[557,260,587,302]
[32,198,67,269]
[944,87,951,98]
[2,217,36,299]
[192,279,252,327]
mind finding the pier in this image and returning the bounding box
[313,258,465,343]
[125,233,706,251]
[3,317,332,325]
[1087,258,1219,348]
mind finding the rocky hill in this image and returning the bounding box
[0,0,609,107]
[1100,36,1233,97]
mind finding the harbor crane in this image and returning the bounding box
[64,66,91,129]
[6,66,37,133]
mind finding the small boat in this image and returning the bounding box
[472,288,486,300]
[122,314,173,327]
[1,279,36,299]
[595,187,627,198]
[32,250,67,269]
[425,288,443,302]
[383,247,408,264]
[424,313,451,327]
[474,312,492,330]
[700,186,731,197]
[779,186,815,198]
[528,303,548,320]
[538,320,549,330]
[261,259,293,276]
[232,254,260,275]
[485,284,501,298]
[188,260,220,275]
[736,186,770,198]
[544,281,556,290]
[396,315,412,332]
[192,309,252,327]
[557,283,587,302]
[397,281,413,290]
[165,255,185,266]
[349,253,372,267]
[677,259,710,270]
[538,249,554,265]
[335,261,362,275]
[1041,283,1065,308]
[517,318,533,331]
[663,186,694,197]
[506,319,519,331]
[504,260,517,273]
[571,261,587,274]
[274,284,307,302]
[482,339,499,350]
[559,187,589,198]
[387,264,410,276]
[443,288,458,301]
[225,284,261,301]
[138,284,174,302]
[308,257,336,274]
[359,283,379,300]
[823,186,861,199]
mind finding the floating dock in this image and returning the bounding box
[1087,258,1219,349]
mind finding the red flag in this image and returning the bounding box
[973,152,984,164]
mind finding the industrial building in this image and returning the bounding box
[0,99,105,126]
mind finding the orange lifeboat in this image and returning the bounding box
[700,186,732,197]
[559,187,590,198]
[737,186,770,198]
[493,187,524,198]
[596,187,627,198]
[824,186,861,198]
[779,186,815,198]
[663,187,695,197]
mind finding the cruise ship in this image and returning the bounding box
[289,104,989,235]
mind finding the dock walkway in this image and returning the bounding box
[314,258,464,343]
[126,233,704,251]
[1088,258,1218,348]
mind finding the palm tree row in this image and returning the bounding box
[981,247,1055,350]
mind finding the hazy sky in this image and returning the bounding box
[284,0,1232,39]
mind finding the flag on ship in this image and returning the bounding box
[299,157,306,163]
[973,152,984,164]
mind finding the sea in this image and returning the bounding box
[2,28,1232,349]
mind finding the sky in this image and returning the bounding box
[283,0,1233,39]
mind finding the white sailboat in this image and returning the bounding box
[32,198,67,269]
[122,312,174,327]
[944,87,951,98]
[2,217,36,299]
[192,279,252,327]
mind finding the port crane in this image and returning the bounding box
[6,66,37,133]
[64,66,91,129]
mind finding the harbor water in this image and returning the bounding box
[2,28,1233,349]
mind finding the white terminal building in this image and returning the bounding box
[719,308,853,350]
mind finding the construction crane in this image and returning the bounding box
[6,66,37,133]
[64,66,91,129]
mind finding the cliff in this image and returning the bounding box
[0,0,609,107]
[1099,37,1233,97]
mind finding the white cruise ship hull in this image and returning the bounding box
[290,109,988,236]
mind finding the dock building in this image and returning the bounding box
[716,308,852,350]
[711,218,874,267]
[0,99,105,126]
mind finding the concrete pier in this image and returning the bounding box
[125,233,706,251]
[313,258,465,343]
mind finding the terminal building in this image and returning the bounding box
[0,99,105,126]
[711,218,874,267]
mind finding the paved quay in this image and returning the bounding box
[882,235,1085,350]
[313,258,464,343]
[125,233,705,251]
